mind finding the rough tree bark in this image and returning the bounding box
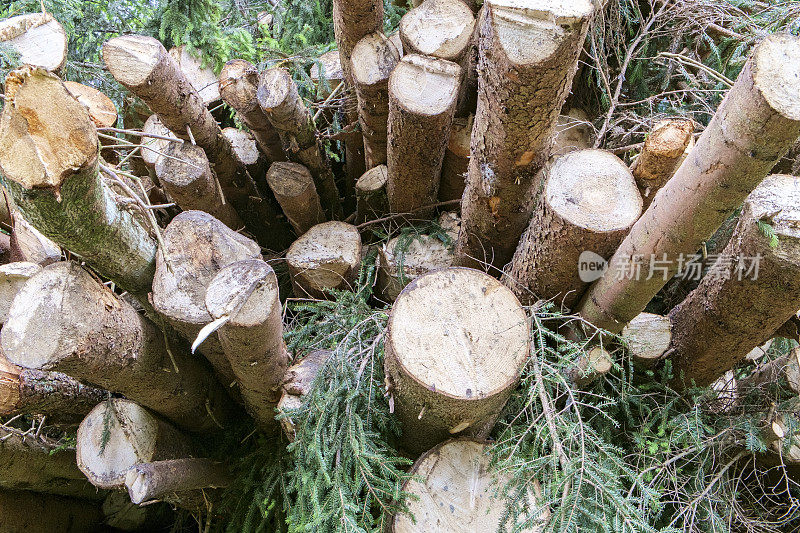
[0,67,156,295]
[439,114,472,202]
[151,210,262,389]
[355,164,389,223]
[286,221,362,299]
[503,150,642,309]
[454,0,595,270]
[351,32,400,168]
[0,489,102,533]
[621,313,672,369]
[0,13,67,72]
[384,267,529,454]
[77,399,193,490]
[257,68,342,218]
[632,119,695,209]
[578,34,800,334]
[204,260,290,429]
[667,173,800,386]
[125,458,232,506]
[277,349,332,441]
[168,45,221,105]
[2,261,233,432]
[387,54,461,215]
[266,162,326,235]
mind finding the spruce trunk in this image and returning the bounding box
[266,162,326,235]
[632,119,695,209]
[125,459,231,507]
[355,164,389,223]
[278,350,332,441]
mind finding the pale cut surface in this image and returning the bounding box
[400,0,475,60]
[351,33,399,85]
[142,114,179,167]
[747,173,800,242]
[394,439,543,532]
[222,127,260,166]
[356,165,388,192]
[206,259,279,328]
[622,312,672,365]
[102,35,164,86]
[169,45,221,104]
[310,50,344,84]
[64,81,118,128]
[488,0,593,65]
[257,68,292,110]
[389,55,460,116]
[0,13,67,71]
[267,162,314,196]
[287,222,361,290]
[753,34,800,121]
[547,149,641,232]
[390,268,528,397]
[0,261,41,324]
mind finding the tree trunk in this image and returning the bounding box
[151,210,263,390]
[219,59,286,164]
[632,119,695,209]
[155,142,243,230]
[454,0,595,270]
[667,173,800,387]
[77,399,193,490]
[0,13,67,72]
[355,164,389,223]
[277,349,332,441]
[739,347,800,396]
[168,45,221,106]
[140,114,180,170]
[222,127,268,185]
[621,313,672,369]
[351,32,400,168]
[0,67,156,295]
[286,221,362,299]
[257,68,342,218]
[438,114,472,202]
[266,162,326,235]
[384,267,529,454]
[0,489,102,533]
[578,34,800,334]
[389,439,546,532]
[125,458,232,506]
[2,261,234,432]
[204,260,290,429]
[503,150,642,309]
[387,54,461,216]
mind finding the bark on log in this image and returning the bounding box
[169,45,221,105]
[266,162,326,236]
[2,261,234,432]
[140,114,180,170]
[351,32,400,168]
[152,210,262,389]
[632,119,695,209]
[387,54,460,216]
[0,489,102,533]
[125,458,231,505]
[277,349,331,441]
[621,313,672,369]
[454,0,595,270]
[219,59,286,164]
[0,13,67,72]
[222,127,268,184]
[310,50,344,100]
[0,261,40,324]
[355,164,389,223]
[257,68,342,218]
[77,399,193,490]
[155,142,243,230]
[205,260,290,429]
[384,267,529,454]
[503,150,642,309]
[438,114,472,202]
[389,439,546,532]
[0,67,156,294]
[578,34,800,334]
[667,173,800,386]
[286,221,362,299]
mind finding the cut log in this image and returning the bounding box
[125,458,231,505]
[503,150,642,309]
[204,260,290,429]
[9,212,61,266]
[103,36,284,248]
[0,13,67,72]
[438,114,472,202]
[0,427,101,500]
[355,164,389,223]
[286,221,362,299]
[0,489,102,533]
[550,108,593,159]
[169,45,221,105]
[564,345,613,387]
[385,267,529,454]
[277,349,332,441]
[389,439,546,532]
[388,30,403,57]
[0,67,156,294]
[578,34,800,334]
[64,81,118,128]
[222,127,268,183]
[0,261,40,324]
[667,173,800,386]
[739,347,800,396]
[266,162,326,235]
[632,119,695,209]
[387,54,461,215]
[310,50,344,100]
[3,261,234,432]
[351,32,400,168]
[377,213,459,302]
[621,313,672,369]
[152,210,262,388]
[219,59,286,163]
[455,0,595,270]
[154,142,243,230]
[77,399,193,490]
[141,114,180,170]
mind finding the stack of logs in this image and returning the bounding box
[1,2,800,531]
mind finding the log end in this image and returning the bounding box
[267,162,315,197]
[0,13,67,72]
[0,261,42,324]
[64,81,118,128]
[351,32,400,86]
[309,50,343,87]
[169,45,220,104]
[222,127,261,167]
[205,259,279,328]
[256,68,293,111]
[389,54,461,117]
[747,174,800,245]
[621,312,672,368]
[102,35,166,88]
[155,142,211,188]
[753,33,800,121]
[219,59,259,111]
[141,114,178,168]
[399,0,475,61]
[0,350,21,416]
[356,164,388,193]
[286,221,362,296]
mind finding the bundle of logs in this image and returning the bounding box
[1,1,800,531]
